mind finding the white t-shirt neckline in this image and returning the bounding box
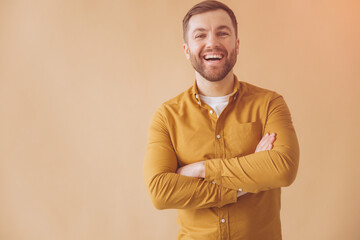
[199,93,232,117]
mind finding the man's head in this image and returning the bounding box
[182,1,239,82]
[183,0,238,43]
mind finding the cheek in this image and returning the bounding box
[189,43,202,55]
[225,43,237,55]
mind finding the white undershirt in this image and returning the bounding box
[199,93,232,117]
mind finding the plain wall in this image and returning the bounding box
[0,0,359,239]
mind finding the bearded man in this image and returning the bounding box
[144,1,299,239]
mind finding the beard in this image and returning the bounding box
[189,46,237,82]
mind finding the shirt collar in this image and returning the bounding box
[191,75,241,105]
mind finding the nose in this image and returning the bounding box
[205,33,220,49]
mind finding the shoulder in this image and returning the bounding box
[240,81,282,102]
[150,86,194,131]
[157,85,194,114]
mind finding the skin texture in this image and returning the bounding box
[183,9,239,97]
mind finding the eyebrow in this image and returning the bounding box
[191,28,206,35]
[217,25,232,32]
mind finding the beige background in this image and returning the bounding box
[1,0,359,239]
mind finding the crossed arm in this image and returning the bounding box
[176,133,277,198]
[144,94,299,210]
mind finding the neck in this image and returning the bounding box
[195,71,235,97]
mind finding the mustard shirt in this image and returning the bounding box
[144,78,300,240]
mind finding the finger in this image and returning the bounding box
[262,134,275,150]
[256,133,269,152]
[265,134,276,145]
[257,133,273,152]
[266,143,273,150]
[256,133,276,152]
[257,133,269,146]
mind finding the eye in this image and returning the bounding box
[218,32,229,36]
[195,34,206,39]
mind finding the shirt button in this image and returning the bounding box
[209,110,213,114]
[221,219,226,223]
[216,134,221,139]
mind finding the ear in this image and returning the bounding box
[236,38,240,55]
[183,43,190,59]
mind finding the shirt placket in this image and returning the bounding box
[195,90,236,240]
[215,106,229,240]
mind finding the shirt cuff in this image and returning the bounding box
[205,158,222,185]
[218,187,237,208]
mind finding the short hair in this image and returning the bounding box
[182,0,238,42]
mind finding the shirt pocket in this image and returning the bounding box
[224,121,263,158]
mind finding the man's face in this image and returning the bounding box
[184,9,239,82]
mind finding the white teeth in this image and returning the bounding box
[204,54,223,60]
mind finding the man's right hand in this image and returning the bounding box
[237,133,276,198]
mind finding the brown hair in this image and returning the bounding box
[182,0,238,42]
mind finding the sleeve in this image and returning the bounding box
[143,106,237,210]
[204,93,300,193]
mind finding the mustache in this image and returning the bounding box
[201,47,227,55]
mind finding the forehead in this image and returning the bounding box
[187,9,234,33]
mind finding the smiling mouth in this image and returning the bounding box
[203,54,224,61]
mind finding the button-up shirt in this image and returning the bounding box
[144,77,299,240]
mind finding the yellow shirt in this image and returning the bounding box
[144,77,299,240]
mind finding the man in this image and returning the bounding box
[144,1,299,239]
